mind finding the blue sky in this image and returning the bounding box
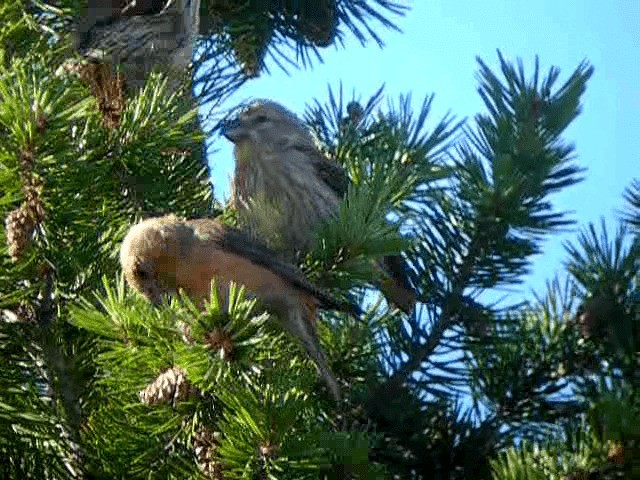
[203,0,640,302]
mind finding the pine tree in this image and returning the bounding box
[1,1,637,479]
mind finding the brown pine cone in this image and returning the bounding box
[139,366,194,406]
[5,206,34,262]
[193,427,224,479]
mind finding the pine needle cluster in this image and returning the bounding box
[0,2,637,479]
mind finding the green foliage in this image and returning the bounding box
[0,21,214,475]
[2,3,637,478]
[0,58,213,306]
[469,278,587,437]
[622,179,640,232]
[68,277,382,478]
[489,189,639,479]
[195,0,408,124]
[215,385,325,479]
[0,1,49,66]
[0,321,78,479]
[565,219,639,369]
[490,430,607,480]
[303,84,460,302]
[306,175,409,292]
[452,53,592,287]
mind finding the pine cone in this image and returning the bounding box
[5,206,35,262]
[14,303,37,323]
[19,149,35,172]
[5,151,45,261]
[1,303,37,323]
[193,427,224,479]
[23,184,45,222]
[340,100,364,134]
[280,0,337,46]
[229,18,273,78]
[576,295,616,340]
[68,62,126,129]
[607,441,625,465]
[204,328,234,360]
[346,101,364,125]
[139,366,194,405]
[90,64,126,129]
[258,441,278,460]
[35,112,48,133]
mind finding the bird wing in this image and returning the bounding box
[192,219,359,315]
[296,144,350,198]
[294,146,418,313]
[298,146,418,314]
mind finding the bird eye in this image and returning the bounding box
[135,266,150,280]
[255,114,268,123]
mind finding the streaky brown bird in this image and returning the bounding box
[70,0,200,91]
[120,215,358,401]
[221,100,417,314]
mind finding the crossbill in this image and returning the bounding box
[222,100,416,313]
[120,215,359,400]
[71,0,200,91]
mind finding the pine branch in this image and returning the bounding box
[69,277,358,476]
[565,220,638,297]
[304,84,461,300]
[366,236,482,410]
[44,1,408,134]
[564,219,639,384]
[198,0,408,67]
[365,52,593,421]
[489,416,627,480]
[622,179,640,233]
[5,4,625,476]
[0,321,79,478]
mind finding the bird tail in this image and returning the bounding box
[378,254,417,314]
[283,306,341,402]
[309,285,363,319]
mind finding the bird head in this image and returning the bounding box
[221,100,315,150]
[120,216,181,305]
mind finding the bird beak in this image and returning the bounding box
[220,117,248,143]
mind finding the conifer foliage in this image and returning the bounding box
[0,1,637,479]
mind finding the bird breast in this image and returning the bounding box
[233,145,340,256]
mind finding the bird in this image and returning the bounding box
[70,0,201,91]
[119,214,359,401]
[221,100,417,314]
